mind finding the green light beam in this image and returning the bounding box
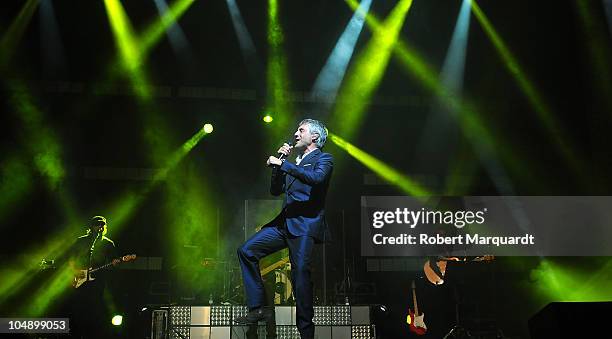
[104,0,152,99]
[102,1,206,262]
[0,0,39,69]
[345,0,536,191]
[471,1,587,179]
[166,166,219,286]
[266,0,293,143]
[0,80,79,309]
[331,0,414,140]
[140,0,195,57]
[344,0,449,101]
[0,264,40,307]
[3,125,210,314]
[0,156,33,223]
[106,125,210,233]
[153,126,208,182]
[163,131,218,276]
[574,0,612,111]
[443,145,478,196]
[1,0,196,312]
[20,264,73,317]
[6,80,81,222]
[7,81,74,194]
[529,258,612,307]
[330,133,431,197]
[0,234,75,307]
[95,0,195,101]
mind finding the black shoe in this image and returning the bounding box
[234,307,274,324]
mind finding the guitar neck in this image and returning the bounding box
[412,284,419,315]
[90,262,113,273]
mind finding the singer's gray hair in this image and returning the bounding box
[299,119,328,149]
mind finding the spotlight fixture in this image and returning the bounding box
[203,123,214,134]
[263,114,273,123]
[111,315,123,326]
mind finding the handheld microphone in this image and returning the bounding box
[278,140,294,160]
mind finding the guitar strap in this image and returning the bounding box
[88,233,101,280]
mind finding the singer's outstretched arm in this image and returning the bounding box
[279,153,333,186]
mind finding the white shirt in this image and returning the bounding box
[295,148,315,165]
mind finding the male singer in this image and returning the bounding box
[235,119,333,339]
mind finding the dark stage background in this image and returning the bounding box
[1,0,612,338]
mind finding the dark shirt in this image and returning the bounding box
[64,233,117,337]
[68,233,117,295]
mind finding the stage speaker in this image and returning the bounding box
[528,301,612,339]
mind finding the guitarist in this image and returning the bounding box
[65,215,119,338]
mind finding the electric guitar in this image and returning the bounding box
[424,255,495,286]
[406,280,427,335]
[72,254,136,289]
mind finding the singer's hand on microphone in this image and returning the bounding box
[267,156,282,167]
[277,143,293,157]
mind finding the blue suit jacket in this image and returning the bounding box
[267,148,333,242]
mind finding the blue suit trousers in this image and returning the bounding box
[238,223,315,338]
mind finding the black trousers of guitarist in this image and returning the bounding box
[68,283,108,338]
